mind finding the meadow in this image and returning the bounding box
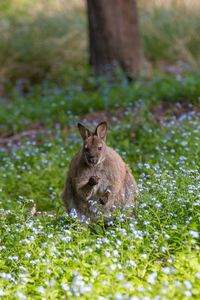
[1,73,200,299]
[1,0,200,299]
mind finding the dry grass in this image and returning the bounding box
[0,0,87,83]
[0,0,200,84]
[138,0,200,10]
[138,0,200,67]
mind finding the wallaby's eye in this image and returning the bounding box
[98,146,102,150]
[85,146,89,152]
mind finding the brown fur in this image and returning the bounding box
[61,122,138,222]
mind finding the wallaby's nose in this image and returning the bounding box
[88,156,96,164]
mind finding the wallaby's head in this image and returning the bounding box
[78,121,107,166]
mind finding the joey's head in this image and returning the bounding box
[78,121,107,166]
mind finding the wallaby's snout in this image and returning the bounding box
[87,154,97,165]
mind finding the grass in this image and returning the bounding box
[1,0,200,85]
[0,73,200,299]
[138,0,200,66]
[1,72,200,136]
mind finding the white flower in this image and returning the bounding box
[184,290,192,297]
[126,260,137,268]
[115,293,122,300]
[80,285,92,294]
[107,221,113,226]
[14,292,27,299]
[104,251,110,258]
[147,272,157,284]
[162,267,170,275]
[92,270,98,277]
[189,230,199,239]
[72,275,85,288]
[163,280,169,286]
[143,221,150,225]
[109,264,116,271]
[181,141,188,146]
[161,246,167,253]
[0,290,5,296]
[183,280,192,289]
[116,272,124,281]
[113,250,119,257]
[69,208,77,219]
[37,286,45,294]
[103,238,110,244]
[195,272,200,279]
[66,250,73,256]
[123,282,132,289]
[61,283,69,291]
[0,273,11,279]
[175,280,181,287]
[179,156,187,160]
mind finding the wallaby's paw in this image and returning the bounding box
[99,196,108,205]
[88,176,100,186]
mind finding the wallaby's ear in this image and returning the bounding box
[95,121,107,141]
[77,123,92,140]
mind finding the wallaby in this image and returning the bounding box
[61,121,138,222]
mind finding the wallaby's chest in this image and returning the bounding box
[94,170,109,198]
[78,167,108,197]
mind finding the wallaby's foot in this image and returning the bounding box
[88,176,100,186]
[99,191,110,205]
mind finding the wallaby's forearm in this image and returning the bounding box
[77,176,99,200]
[77,183,95,200]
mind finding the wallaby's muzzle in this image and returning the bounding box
[87,155,98,165]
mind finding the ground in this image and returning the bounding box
[0,73,200,299]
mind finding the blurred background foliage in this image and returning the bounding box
[0,0,200,86]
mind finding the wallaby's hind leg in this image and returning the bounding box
[61,176,75,214]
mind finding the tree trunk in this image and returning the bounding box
[87,0,144,77]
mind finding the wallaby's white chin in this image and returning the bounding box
[87,160,98,167]
[85,155,99,166]
[87,156,105,167]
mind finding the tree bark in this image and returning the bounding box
[87,0,144,77]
